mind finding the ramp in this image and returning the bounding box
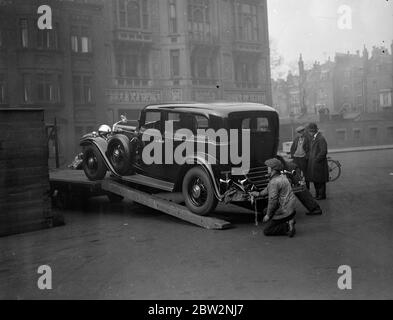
[101,179,232,230]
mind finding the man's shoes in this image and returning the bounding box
[306,209,323,216]
[315,196,326,200]
[287,219,296,238]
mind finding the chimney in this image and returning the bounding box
[298,54,304,78]
[363,45,369,60]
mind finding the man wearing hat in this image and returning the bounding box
[290,125,310,188]
[251,158,297,237]
[306,123,329,200]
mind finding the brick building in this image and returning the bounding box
[0,0,111,164]
[104,0,272,121]
[1,0,272,164]
[272,42,393,119]
[279,109,393,150]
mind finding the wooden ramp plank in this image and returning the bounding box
[155,192,184,204]
[102,179,231,230]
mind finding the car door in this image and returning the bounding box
[163,111,197,181]
[136,110,165,179]
[229,112,279,168]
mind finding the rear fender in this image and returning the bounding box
[80,136,120,177]
[183,153,223,200]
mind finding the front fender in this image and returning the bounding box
[80,136,120,177]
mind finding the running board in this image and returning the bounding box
[102,179,231,230]
[116,174,174,192]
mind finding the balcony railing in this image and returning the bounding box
[188,31,218,45]
[114,29,152,44]
[192,78,218,86]
[235,82,259,89]
[114,78,151,88]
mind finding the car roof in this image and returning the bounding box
[142,102,278,117]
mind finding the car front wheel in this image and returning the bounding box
[82,145,107,181]
[182,167,218,216]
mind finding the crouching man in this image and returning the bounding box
[251,158,297,237]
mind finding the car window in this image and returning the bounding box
[242,118,251,129]
[142,111,161,131]
[256,117,270,132]
[231,114,271,133]
[168,112,181,131]
[168,113,180,121]
[195,115,209,130]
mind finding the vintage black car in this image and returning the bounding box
[80,102,280,215]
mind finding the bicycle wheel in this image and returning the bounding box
[328,159,341,182]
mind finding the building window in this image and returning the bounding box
[83,76,92,103]
[117,0,149,29]
[71,27,79,52]
[343,85,350,97]
[19,19,29,48]
[0,28,4,48]
[37,22,60,50]
[380,91,392,108]
[73,76,82,102]
[353,129,361,140]
[54,23,59,49]
[336,129,346,142]
[37,74,52,101]
[142,0,148,29]
[188,0,211,41]
[191,53,217,85]
[22,74,32,103]
[169,0,177,33]
[127,0,141,28]
[369,127,378,139]
[170,49,180,77]
[373,99,378,110]
[37,74,62,102]
[116,53,149,79]
[237,3,258,41]
[234,57,258,88]
[343,69,351,80]
[387,127,393,140]
[73,75,94,104]
[0,74,6,104]
[37,29,51,49]
[70,26,92,53]
[81,27,92,53]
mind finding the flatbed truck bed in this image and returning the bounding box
[49,169,231,230]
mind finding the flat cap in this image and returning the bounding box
[264,158,283,171]
[296,125,305,133]
[307,122,318,132]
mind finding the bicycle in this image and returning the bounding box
[327,157,342,182]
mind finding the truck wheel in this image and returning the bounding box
[107,134,134,176]
[182,167,218,216]
[83,145,107,181]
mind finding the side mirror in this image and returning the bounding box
[120,115,127,123]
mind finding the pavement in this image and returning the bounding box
[1,149,393,299]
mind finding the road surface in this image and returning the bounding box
[1,149,392,299]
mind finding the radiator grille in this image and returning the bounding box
[245,166,270,191]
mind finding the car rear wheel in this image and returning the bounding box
[82,145,107,181]
[182,167,218,216]
[107,134,134,176]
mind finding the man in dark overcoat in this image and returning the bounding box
[306,123,329,200]
[290,125,310,188]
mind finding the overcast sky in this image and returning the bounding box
[267,0,393,78]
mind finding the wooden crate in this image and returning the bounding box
[0,108,61,237]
